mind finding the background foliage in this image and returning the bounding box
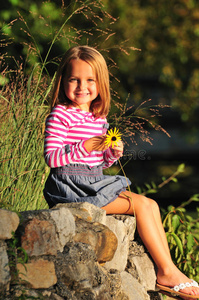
[1,0,199,128]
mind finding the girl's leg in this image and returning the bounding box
[102,191,172,268]
[149,195,171,258]
[102,192,199,298]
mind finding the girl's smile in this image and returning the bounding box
[63,59,99,112]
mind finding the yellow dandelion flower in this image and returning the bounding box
[105,127,122,148]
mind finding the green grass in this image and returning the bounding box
[0,0,120,212]
[0,72,50,211]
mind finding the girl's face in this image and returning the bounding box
[63,59,99,112]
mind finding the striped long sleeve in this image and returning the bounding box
[44,105,118,168]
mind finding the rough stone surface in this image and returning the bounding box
[148,291,163,300]
[74,217,118,263]
[17,259,57,289]
[0,209,19,240]
[49,206,76,252]
[104,215,136,271]
[55,242,112,299]
[129,239,146,256]
[0,204,162,300]
[55,202,107,225]
[110,215,136,241]
[21,217,57,256]
[128,253,157,291]
[10,285,43,299]
[50,293,64,300]
[107,269,129,300]
[120,271,150,300]
[0,240,10,293]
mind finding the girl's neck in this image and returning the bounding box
[70,104,91,113]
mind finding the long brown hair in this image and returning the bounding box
[51,46,110,118]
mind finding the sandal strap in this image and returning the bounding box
[172,280,198,292]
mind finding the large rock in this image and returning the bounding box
[55,242,112,299]
[0,240,10,293]
[0,209,19,240]
[128,253,157,291]
[120,271,150,300]
[49,206,76,252]
[20,208,76,255]
[55,202,106,225]
[74,217,118,263]
[21,218,58,256]
[17,259,57,289]
[104,215,136,271]
[0,205,160,299]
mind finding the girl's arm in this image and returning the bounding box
[44,112,91,168]
[83,135,108,152]
[44,108,110,168]
[44,105,122,168]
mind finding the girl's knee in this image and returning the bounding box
[150,197,159,207]
[126,192,159,214]
[139,195,159,211]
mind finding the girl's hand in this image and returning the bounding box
[111,140,123,158]
[84,135,108,152]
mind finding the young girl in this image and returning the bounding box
[43,45,199,300]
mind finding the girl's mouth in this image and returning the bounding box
[75,93,90,96]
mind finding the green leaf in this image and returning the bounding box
[172,178,178,183]
[170,232,184,255]
[177,163,185,173]
[9,0,19,5]
[190,194,199,202]
[145,183,151,189]
[147,189,157,194]
[8,251,17,257]
[136,186,142,194]
[171,214,181,232]
[151,181,157,189]
[167,205,175,212]
[18,247,29,263]
[186,234,195,252]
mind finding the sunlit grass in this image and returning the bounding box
[0,0,119,212]
[0,71,50,211]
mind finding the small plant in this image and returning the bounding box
[109,97,170,146]
[135,163,186,196]
[7,231,28,285]
[162,196,199,282]
[124,162,199,282]
[6,232,44,299]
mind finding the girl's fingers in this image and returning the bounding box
[112,148,123,158]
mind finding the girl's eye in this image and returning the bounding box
[69,78,77,82]
[88,78,95,82]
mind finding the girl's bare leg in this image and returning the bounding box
[149,195,171,258]
[102,192,199,298]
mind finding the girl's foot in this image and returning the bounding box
[156,265,199,299]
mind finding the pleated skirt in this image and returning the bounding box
[43,163,131,209]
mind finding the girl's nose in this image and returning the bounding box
[78,80,86,90]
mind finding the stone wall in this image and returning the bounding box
[0,203,163,300]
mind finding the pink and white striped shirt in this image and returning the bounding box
[44,105,117,168]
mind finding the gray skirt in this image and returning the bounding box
[43,164,131,208]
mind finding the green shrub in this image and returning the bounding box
[162,196,199,282]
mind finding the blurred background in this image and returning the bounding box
[1,0,199,211]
